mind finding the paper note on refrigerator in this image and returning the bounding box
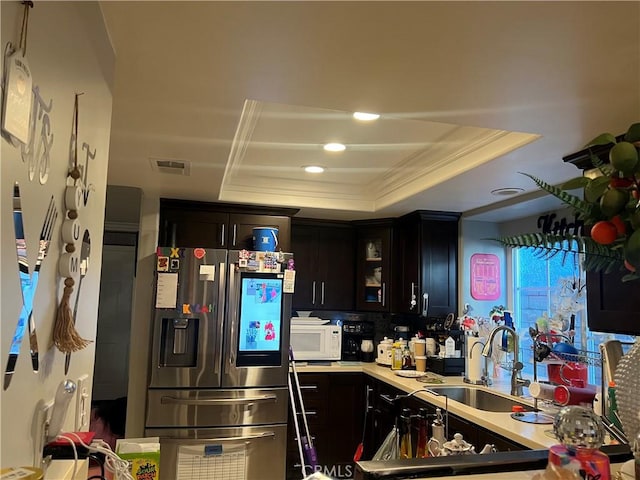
[199,264,215,281]
[283,269,295,293]
[176,443,247,480]
[156,272,178,308]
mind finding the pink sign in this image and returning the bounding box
[470,253,500,300]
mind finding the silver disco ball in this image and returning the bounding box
[553,406,605,450]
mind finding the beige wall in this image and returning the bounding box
[125,193,159,438]
[1,1,113,467]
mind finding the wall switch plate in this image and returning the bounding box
[34,399,54,467]
[75,374,90,431]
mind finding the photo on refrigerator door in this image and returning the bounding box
[238,274,283,352]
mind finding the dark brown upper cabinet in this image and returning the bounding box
[393,211,460,317]
[158,199,296,251]
[290,219,355,311]
[355,220,394,312]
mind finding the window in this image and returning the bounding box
[512,245,633,387]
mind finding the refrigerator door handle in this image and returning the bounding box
[214,262,226,376]
[160,394,278,405]
[163,431,276,443]
[224,264,236,375]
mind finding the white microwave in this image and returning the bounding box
[290,324,342,361]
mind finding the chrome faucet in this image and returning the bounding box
[481,325,530,397]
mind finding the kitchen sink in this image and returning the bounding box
[424,386,532,412]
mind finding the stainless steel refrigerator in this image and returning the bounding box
[145,248,293,480]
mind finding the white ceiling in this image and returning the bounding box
[99,1,640,223]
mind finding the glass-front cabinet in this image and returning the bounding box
[356,222,392,312]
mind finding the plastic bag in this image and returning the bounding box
[372,426,399,461]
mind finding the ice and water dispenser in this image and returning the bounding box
[159,317,199,367]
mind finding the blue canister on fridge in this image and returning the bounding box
[252,227,279,251]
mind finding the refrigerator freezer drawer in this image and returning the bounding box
[146,387,288,427]
[144,424,287,480]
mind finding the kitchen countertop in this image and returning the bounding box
[410,463,627,480]
[294,361,556,450]
[293,362,632,479]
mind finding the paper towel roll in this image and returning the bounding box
[466,336,486,383]
[529,381,556,401]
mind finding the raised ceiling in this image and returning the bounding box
[219,99,539,212]
[99,1,640,222]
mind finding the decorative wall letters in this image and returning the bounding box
[53,94,91,354]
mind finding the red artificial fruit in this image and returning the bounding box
[590,221,618,245]
[610,177,634,188]
[610,215,627,236]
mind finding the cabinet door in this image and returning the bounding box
[228,213,291,251]
[586,269,640,335]
[291,225,319,310]
[316,226,355,310]
[420,219,458,317]
[393,220,421,315]
[326,374,364,474]
[370,380,404,456]
[476,427,525,452]
[446,412,478,450]
[356,227,392,311]
[291,222,355,311]
[159,208,228,248]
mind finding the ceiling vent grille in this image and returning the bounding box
[150,158,191,176]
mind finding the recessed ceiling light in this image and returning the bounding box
[304,165,325,173]
[490,187,525,196]
[353,112,380,121]
[323,143,346,152]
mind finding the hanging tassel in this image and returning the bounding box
[53,277,91,353]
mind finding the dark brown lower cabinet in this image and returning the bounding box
[363,378,526,462]
[288,375,526,479]
[287,373,364,480]
[477,426,525,452]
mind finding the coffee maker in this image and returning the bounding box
[341,318,375,362]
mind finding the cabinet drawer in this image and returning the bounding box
[286,431,328,480]
[289,407,326,430]
[296,374,329,407]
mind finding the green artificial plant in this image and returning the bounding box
[496,122,640,282]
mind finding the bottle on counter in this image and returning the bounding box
[401,343,412,369]
[607,381,623,430]
[415,408,429,458]
[391,341,403,370]
[445,336,455,358]
[399,408,413,459]
[427,408,446,457]
[431,408,446,444]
